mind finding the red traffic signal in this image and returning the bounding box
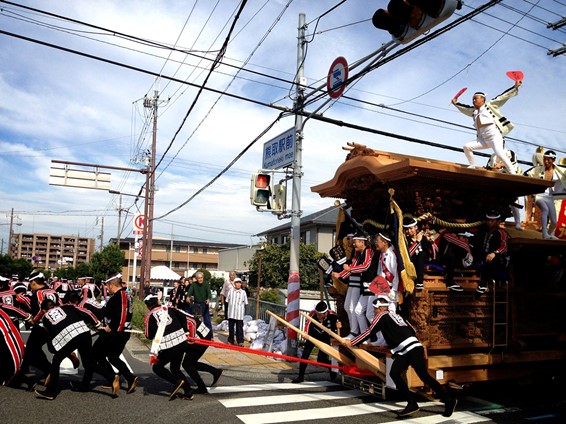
[250,173,272,207]
[372,0,460,44]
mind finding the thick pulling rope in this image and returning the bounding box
[187,337,374,377]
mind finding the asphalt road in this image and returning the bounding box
[2,334,564,424]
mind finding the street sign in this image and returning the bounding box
[49,166,111,190]
[262,127,295,170]
[133,213,144,235]
[327,56,348,99]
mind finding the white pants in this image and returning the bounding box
[464,133,516,174]
[535,194,557,237]
[344,285,361,335]
[354,295,371,334]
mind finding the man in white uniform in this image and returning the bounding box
[452,80,522,173]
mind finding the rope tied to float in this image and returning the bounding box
[187,337,374,377]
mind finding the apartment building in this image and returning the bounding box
[112,237,242,284]
[10,233,95,270]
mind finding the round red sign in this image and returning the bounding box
[327,56,348,99]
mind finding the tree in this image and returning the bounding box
[89,243,125,282]
[246,241,326,290]
[0,255,33,279]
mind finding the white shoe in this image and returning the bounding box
[549,234,559,240]
[343,333,356,340]
[515,224,523,231]
[467,164,478,169]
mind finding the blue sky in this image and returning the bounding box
[1,0,565,250]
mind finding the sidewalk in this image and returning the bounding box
[127,330,332,382]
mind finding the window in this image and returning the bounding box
[202,248,208,254]
[192,247,199,254]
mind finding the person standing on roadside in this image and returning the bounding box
[187,272,212,332]
[220,271,236,313]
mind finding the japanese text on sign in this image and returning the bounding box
[262,127,295,170]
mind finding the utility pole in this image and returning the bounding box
[116,193,122,245]
[8,208,14,258]
[140,90,159,297]
[285,13,306,357]
[99,216,104,250]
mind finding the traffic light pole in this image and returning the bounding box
[286,13,306,357]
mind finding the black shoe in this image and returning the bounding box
[291,376,304,384]
[448,284,463,292]
[193,386,208,394]
[35,389,56,400]
[70,381,90,392]
[179,389,195,400]
[476,286,487,294]
[211,369,223,387]
[397,402,419,417]
[169,380,185,400]
[415,284,424,290]
[127,376,139,394]
[443,398,458,417]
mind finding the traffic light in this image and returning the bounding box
[250,173,271,207]
[271,183,286,214]
[372,0,460,44]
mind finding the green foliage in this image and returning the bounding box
[0,255,34,279]
[246,241,326,290]
[90,243,125,282]
[209,276,224,292]
[259,288,282,304]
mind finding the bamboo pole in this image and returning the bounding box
[300,311,386,378]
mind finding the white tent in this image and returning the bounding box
[150,265,181,281]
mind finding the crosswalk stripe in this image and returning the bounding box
[236,402,407,424]
[210,381,338,394]
[219,390,368,408]
[209,383,492,424]
[235,402,491,424]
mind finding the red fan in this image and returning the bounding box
[369,276,390,296]
[453,87,467,101]
[506,70,524,82]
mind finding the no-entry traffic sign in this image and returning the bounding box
[327,56,348,99]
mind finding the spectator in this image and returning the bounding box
[226,278,248,346]
[187,272,212,332]
[220,271,236,312]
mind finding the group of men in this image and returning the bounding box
[0,270,221,401]
[0,271,137,400]
[453,77,565,240]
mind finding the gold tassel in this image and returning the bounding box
[388,188,416,295]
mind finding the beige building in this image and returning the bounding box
[112,237,241,284]
[10,233,95,270]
